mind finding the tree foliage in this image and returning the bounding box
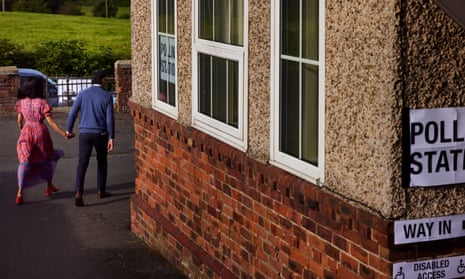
[92,0,118,18]
[58,1,84,15]
[13,0,51,13]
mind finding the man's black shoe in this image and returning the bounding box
[75,197,84,207]
[97,191,112,199]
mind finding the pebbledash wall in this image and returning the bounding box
[129,0,465,278]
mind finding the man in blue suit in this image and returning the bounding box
[66,69,115,207]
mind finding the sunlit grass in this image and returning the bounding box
[0,11,130,58]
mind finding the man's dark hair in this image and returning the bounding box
[91,69,107,84]
[20,77,46,99]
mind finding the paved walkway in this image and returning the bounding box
[0,111,187,279]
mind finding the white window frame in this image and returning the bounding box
[270,0,325,184]
[192,0,248,151]
[152,0,178,119]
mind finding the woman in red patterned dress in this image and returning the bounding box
[15,77,74,205]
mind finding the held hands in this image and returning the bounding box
[64,131,75,139]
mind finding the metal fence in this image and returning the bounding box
[47,76,115,107]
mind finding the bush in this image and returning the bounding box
[0,39,23,66]
[35,40,89,76]
[0,39,120,76]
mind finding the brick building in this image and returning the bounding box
[129,0,465,278]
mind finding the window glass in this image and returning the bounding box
[302,0,318,60]
[158,0,167,33]
[279,0,321,167]
[199,0,243,46]
[199,54,239,128]
[194,0,246,150]
[157,0,176,107]
[301,64,318,165]
[198,53,211,115]
[167,0,175,34]
[281,0,299,57]
[280,59,300,158]
[199,0,213,41]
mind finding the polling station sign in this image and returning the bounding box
[409,107,465,187]
[393,255,465,279]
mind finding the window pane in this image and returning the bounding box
[168,82,176,106]
[198,54,239,128]
[198,53,211,115]
[158,35,176,105]
[231,0,244,46]
[302,64,318,165]
[199,0,214,41]
[199,0,243,46]
[212,56,227,123]
[302,0,318,60]
[215,0,229,44]
[281,0,299,57]
[167,0,175,35]
[227,60,238,127]
[158,77,168,102]
[158,0,167,33]
[280,59,300,157]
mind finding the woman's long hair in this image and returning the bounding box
[19,77,46,99]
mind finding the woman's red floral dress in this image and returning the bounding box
[16,98,63,189]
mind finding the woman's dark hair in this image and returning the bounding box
[20,77,46,99]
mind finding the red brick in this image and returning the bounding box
[350,242,369,264]
[341,252,359,273]
[129,103,393,279]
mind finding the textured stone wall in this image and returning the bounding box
[247,0,271,162]
[130,0,152,108]
[325,0,403,219]
[401,1,465,218]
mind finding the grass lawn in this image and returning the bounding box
[0,11,130,58]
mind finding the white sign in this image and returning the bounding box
[159,35,176,84]
[393,255,465,279]
[394,214,465,244]
[409,107,465,187]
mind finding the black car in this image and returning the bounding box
[18,68,58,106]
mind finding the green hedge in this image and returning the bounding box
[0,39,120,76]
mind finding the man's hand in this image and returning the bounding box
[65,131,75,139]
[107,139,114,152]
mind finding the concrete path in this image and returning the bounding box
[0,111,187,279]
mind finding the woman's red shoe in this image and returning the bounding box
[16,196,23,205]
[45,186,60,197]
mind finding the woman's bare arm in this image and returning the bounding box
[45,115,67,137]
[17,113,23,130]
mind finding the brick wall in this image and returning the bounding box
[0,66,18,116]
[130,102,413,278]
[114,60,132,113]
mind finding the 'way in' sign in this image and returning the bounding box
[395,214,465,245]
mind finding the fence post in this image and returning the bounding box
[0,66,18,116]
[115,60,132,113]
